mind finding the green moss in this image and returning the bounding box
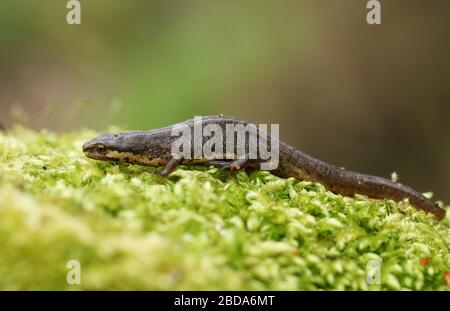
[0,126,448,290]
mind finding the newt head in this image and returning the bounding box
[82,131,172,166]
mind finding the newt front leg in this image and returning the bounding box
[158,158,182,177]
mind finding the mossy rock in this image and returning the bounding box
[0,126,448,290]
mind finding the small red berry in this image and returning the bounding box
[419,258,429,266]
[445,271,450,286]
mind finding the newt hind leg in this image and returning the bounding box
[205,159,260,179]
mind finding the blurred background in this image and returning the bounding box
[1,0,449,201]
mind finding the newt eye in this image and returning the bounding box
[96,145,107,154]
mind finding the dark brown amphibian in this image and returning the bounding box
[83,115,446,220]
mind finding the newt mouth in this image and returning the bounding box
[83,141,168,167]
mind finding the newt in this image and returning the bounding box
[83,115,446,220]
